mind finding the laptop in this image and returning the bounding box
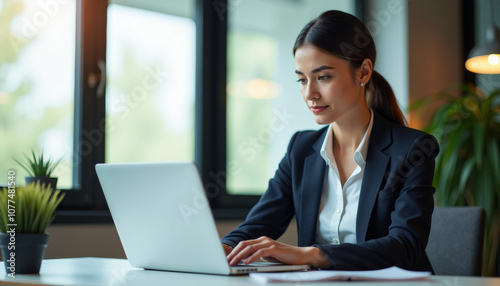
[95,162,311,275]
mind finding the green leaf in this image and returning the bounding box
[442,124,468,164]
[0,183,65,234]
[424,103,454,136]
[46,157,63,177]
[474,164,494,226]
[472,123,486,168]
[12,156,34,177]
[458,157,475,194]
[12,150,63,178]
[0,190,8,233]
[485,138,500,203]
[439,130,468,205]
[487,137,500,185]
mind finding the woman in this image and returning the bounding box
[221,10,439,271]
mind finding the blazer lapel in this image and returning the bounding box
[356,113,392,242]
[298,129,327,246]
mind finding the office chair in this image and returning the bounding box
[426,206,486,276]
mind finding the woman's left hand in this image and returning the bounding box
[226,236,331,268]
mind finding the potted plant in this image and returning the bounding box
[0,182,65,275]
[411,84,500,276]
[13,150,62,191]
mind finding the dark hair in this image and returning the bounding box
[293,10,407,126]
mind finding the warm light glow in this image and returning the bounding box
[488,54,500,65]
[465,54,500,74]
[247,79,275,99]
[227,79,281,99]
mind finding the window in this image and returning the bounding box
[106,1,196,163]
[226,0,356,195]
[1,0,197,213]
[0,0,76,189]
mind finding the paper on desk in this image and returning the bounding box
[249,266,431,283]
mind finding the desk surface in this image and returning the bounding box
[0,258,499,286]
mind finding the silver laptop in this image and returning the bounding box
[95,162,310,275]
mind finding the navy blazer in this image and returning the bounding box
[221,112,440,271]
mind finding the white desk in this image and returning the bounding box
[1,258,499,286]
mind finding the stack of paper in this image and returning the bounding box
[249,266,431,283]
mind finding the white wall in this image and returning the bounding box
[365,0,409,113]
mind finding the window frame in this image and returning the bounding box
[54,0,109,221]
[194,0,261,217]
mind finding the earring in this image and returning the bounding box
[360,82,364,87]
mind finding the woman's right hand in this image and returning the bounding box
[222,244,233,256]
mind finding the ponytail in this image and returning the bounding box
[367,70,407,126]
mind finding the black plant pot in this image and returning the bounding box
[25,177,58,191]
[0,233,49,274]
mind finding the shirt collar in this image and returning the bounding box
[320,108,374,168]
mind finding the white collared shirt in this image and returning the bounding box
[316,109,374,245]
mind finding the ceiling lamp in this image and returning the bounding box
[465,1,500,74]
